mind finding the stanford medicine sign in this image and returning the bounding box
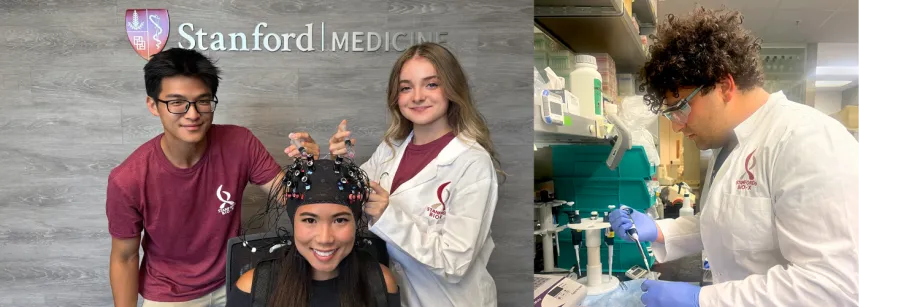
[179,22,447,53]
[125,9,448,60]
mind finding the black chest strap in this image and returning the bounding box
[363,253,389,307]
[251,257,279,307]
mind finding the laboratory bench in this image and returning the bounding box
[573,254,707,307]
[652,252,704,283]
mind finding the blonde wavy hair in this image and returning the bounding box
[383,42,505,183]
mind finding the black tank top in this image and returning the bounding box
[225,253,399,307]
[227,275,399,307]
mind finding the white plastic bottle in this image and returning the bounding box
[570,54,603,120]
[680,192,694,217]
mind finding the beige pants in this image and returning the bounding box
[141,285,226,307]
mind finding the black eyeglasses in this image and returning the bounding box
[154,96,219,114]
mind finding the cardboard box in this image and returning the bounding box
[835,105,858,129]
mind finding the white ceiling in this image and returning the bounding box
[817,43,858,66]
[655,0,858,43]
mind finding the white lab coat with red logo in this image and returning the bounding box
[361,131,498,307]
[650,91,858,306]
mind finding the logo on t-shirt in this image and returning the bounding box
[425,181,451,220]
[216,184,235,215]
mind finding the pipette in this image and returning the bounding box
[566,210,583,278]
[617,205,653,278]
[603,211,615,279]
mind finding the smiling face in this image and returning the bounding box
[291,203,356,280]
[146,75,214,145]
[396,56,450,131]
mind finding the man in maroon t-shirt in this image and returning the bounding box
[106,48,319,307]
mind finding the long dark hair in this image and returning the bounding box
[241,156,381,307]
[267,247,376,307]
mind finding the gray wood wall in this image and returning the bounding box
[0,0,534,306]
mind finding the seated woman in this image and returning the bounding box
[228,156,399,307]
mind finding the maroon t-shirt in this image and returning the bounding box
[105,124,281,302]
[390,132,455,193]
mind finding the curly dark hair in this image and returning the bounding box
[638,7,765,113]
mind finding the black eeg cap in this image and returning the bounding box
[284,158,368,222]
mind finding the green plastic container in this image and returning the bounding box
[551,145,656,214]
[553,177,654,214]
[551,144,657,273]
[551,145,655,180]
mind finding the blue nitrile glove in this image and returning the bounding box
[640,279,701,307]
[609,206,658,242]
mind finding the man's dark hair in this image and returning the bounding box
[143,48,221,100]
[638,7,765,113]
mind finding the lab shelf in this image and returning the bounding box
[534,0,648,74]
[534,105,609,145]
[631,0,658,35]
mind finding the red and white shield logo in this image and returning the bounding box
[125,9,170,60]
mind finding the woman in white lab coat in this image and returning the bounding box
[610,8,858,307]
[300,42,503,307]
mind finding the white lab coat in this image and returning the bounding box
[650,91,858,306]
[361,131,498,307]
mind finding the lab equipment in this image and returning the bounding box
[343,139,356,159]
[610,206,657,242]
[534,274,587,307]
[660,183,694,205]
[619,206,652,273]
[535,200,571,274]
[603,113,632,171]
[701,253,712,286]
[603,211,616,280]
[654,191,664,219]
[659,183,697,218]
[540,89,565,125]
[679,192,694,217]
[567,213,620,295]
[552,89,581,117]
[550,144,656,274]
[290,137,311,157]
[565,210,583,277]
[625,265,648,280]
[570,54,604,119]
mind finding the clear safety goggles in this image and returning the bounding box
[658,86,701,125]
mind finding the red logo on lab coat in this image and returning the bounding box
[425,182,451,220]
[736,150,758,190]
